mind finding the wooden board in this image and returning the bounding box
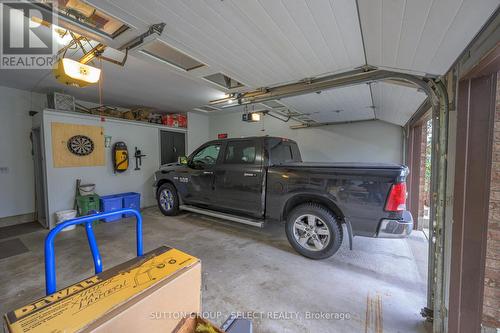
[51,122,105,168]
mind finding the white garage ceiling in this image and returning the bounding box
[213,81,428,127]
[0,55,223,113]
[88,0,366,88]
[371,82,428,126]
[86,0,495,126]
[280,84,374,123]
[0,0,497,126]
[358,0,500,76]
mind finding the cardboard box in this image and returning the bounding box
[173,315,224,333]
[4,246,201,333]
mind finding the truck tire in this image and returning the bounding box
[285,203,343,259]
[157,183,179,216]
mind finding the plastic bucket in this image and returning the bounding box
[78,184,96,196]
[55,210,77,231]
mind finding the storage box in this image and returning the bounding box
[76,194,100,216]
[173,315,224,333]
[4,246,201,333]
[99,194,123,222]
[178,114,187,128]
[165,114,178,127]
[121,192,141,217]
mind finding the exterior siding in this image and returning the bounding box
[484,71,500,329]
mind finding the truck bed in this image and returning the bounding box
[277,161,406,170]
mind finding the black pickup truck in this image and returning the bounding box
[154,136,412,259]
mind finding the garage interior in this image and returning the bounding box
[0,1,499,333]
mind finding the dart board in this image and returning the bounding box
[67,135,94,156]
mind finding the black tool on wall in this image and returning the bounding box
[134,147,146,170]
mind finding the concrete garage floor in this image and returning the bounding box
[0,207,430,333]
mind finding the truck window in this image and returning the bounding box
[224,141,257,164]
[271,143,294,164]
[191,144,220,168]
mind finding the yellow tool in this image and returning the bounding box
[113,141,129,173]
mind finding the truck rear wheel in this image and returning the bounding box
[285,203,343,259]
[157,183,179,216]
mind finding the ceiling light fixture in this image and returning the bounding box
[53,58,101,87]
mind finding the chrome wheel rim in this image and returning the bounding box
[159,189,174,211]
[293,214,330,251]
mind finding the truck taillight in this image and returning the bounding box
[385,182,407,212]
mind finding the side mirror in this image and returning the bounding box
[178,156,188,165]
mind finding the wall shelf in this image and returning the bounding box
[43,109,188,133]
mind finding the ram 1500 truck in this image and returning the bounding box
[153,136,412,259]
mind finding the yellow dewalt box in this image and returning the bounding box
[4,246,201,333]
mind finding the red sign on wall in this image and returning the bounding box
[218,133,228,139]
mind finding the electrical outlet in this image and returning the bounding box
[0,167,9,174]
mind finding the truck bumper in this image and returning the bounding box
[377,211,413,238]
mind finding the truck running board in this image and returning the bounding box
[179,205,264,228]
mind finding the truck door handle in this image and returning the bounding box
[244,172,256,177]
[203,171,213,175]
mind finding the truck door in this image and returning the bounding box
[183,143,221,206]
[213,139,264,218]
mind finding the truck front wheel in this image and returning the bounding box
[157,183,179,216]
[285,203,343,259]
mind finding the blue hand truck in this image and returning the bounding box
[43,208,251,332]
[44,208,143,295]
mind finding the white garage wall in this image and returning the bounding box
[0,86,46,221]
[41,110,204,228]
[209,112,403,163]
[187,112,210,154]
